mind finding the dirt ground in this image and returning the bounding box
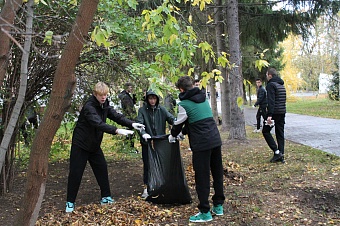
[1,137,339,225]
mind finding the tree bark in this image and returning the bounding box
[214,0,230,131]
[0,0,22,86]
[226,0,246,139]
[14,0,100,225]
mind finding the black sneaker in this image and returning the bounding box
[270,153,283,163]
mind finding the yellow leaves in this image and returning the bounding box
[188,14,193,24]
[207,15,214,24]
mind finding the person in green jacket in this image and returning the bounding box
[169,76,225,223]
[136,90,175,199]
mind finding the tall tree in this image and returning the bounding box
[227,0,246,139]
[14,0,100,225]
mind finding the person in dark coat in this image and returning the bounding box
[136,90,175,199]
[254,78,267,132]
[118,82,138,152]
[262,68,287,163]
[169,76,225,223]
[66,82,144,213]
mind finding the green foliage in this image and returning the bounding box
[328,71,339,101]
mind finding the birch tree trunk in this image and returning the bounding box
[226,0,246,139]
[14,0,100,225]
[0,0,32,174]
[214,0,230,131]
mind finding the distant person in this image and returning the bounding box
[262,68,287,163]
[118,82,138,152]
[253,78,267,133]
[136,90,175,199]
[65,82,144,213]
[194,79,206,98]
[169,76,225,223]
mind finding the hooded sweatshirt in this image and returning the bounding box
[171,87,222,152]
[136,90,175,144]
[266,76,286,117]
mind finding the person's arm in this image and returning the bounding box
[266,84,276,117]
[107,105,134,128]
[170,105,187,136]
[136,108,146,136]
[255,88,265,106]
[84,105,118,134]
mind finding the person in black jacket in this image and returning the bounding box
[263,68,287,163]
[118,82,138,152]
[65,82,144,213]
[136,90,175,199]
[254,78,267,132]
[169,76,225,223]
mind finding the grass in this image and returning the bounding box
[286,97,340,119]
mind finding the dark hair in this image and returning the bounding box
[194,79,200,83]
[255,78,262,82]
[267,68,277,77]
[124,82,133,89]
[175,76,194,91]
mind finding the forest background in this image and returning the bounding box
[0,0,340,225]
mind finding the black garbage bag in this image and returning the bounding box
[146,135,192,205]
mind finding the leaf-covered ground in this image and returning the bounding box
[1,128,339,225]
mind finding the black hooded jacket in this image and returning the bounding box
[266,76,286,117]
[72,95,134,152]
[136,90,175,144]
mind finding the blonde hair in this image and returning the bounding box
[93,82,109,95]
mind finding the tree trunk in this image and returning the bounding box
[214,0,230,131]
[14,0,100,225]
[226,0,246,139]
[0,0,22,86]
[0,0,32,174]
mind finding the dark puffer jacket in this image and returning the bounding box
[72,95,134,152]
[266,76,286,117]
[136,90,175,144]
[254,85,267,107]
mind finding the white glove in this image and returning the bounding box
[177,132,185,141]
[142,133,151,141]
[168,135,176,143]
[132,123,145,131]
[116,129,134,136]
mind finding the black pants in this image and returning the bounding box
[256,106,267,130]
[262,113,285,154]
[141,143,149,185]
[192,146,225,213]
[66,145,111,203]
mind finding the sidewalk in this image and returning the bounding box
[244,107,340,157]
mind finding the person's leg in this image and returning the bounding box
[141,144,149,185]
[210,146,225,206]
[192,150,211,213]
[274,114,285,155]
[256,109,261,130]
[66,145,89,203]
[89,149,111,198]
[262,124,277,152]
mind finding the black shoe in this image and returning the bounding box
[280,156,285,164]
[270,153,283,163]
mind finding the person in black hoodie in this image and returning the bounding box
[136,90,175,199]
[169,76,225,223]
[263,68,287,163]
[253,78,267,132]
[65,82,144,213]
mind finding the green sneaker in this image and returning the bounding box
[189,211,213,222]
[212,204,224,216]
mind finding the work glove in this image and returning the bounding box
[132,123,145,131]
[177,132,185,141]
[168,134,176,143]
[116,129,134,136]
[142,133,151,141]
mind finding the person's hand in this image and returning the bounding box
[177,132,185,141]
[132,123,145,131]
[142,133,151,141]
[116,129,134,136]
[168,135,176,143]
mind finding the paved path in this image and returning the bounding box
[243,107,340,157]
